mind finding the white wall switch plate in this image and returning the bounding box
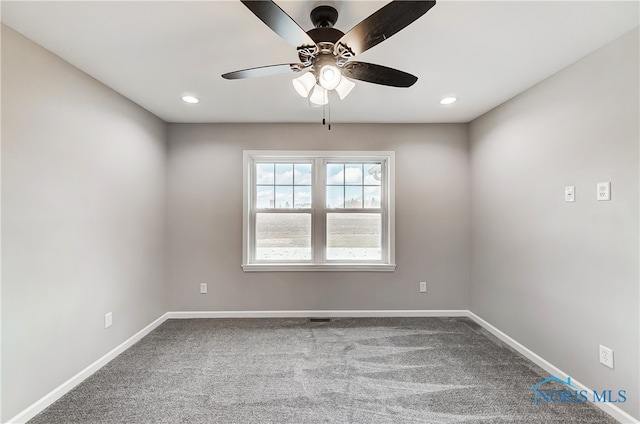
[104,312,113,329]
[200,283,207,294]
[564,186,575,202]
[599,345,614,369]
[597,182,611,201]
[419,281,427,293]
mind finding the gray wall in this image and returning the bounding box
[166,123,470,312]
[3,17,638,423]
[469,28,639,419]
[1,26,168,421]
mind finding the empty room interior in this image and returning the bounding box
[1,1,639,423]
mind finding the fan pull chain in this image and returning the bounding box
[322,103,326,126]
[320,95,331,131]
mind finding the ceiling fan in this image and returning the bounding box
[222,1,436,107]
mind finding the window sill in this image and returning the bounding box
[241,263,397,272]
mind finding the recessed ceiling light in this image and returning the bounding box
[440,96,457,105]
[182,95,199,104]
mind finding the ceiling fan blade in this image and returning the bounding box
[335,1,436,57]
[341,62,418,88]
[222,63,305,80]
[241,1,316,48]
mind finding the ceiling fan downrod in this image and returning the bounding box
[310,5,338,28]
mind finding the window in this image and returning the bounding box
[243,151,395,271]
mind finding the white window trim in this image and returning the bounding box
[242,150,396,272]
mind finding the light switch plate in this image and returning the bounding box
[597,182,611,201]
[565,186,575,202]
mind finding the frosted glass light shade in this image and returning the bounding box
[334,76,355,100]
[309,85,328,105]
[292,72,316,98]
[319,65,341,90]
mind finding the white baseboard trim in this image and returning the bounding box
[8,310,637,424]
[467,311,639,424]
[6,313,169,424]
[167,309,468,319]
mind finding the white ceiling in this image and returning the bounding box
[2,1,638,124]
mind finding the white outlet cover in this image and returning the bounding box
[200,283,207,294]
[599,344,614,369]
[597,182,611,201]
[104,312,113,329]
[419,282,427,293]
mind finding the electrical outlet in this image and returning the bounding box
[597,182,611,201]
[104,312,113,329]
[419,281,427,293]
[599,345,614,369]
[200,283,207,294]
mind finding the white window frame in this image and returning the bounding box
[242,150,396,272]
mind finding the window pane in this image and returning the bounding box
[326,186,344,208]
[364,186,381,208]
[364,163,382,185]
[275,163,293,184]
[247,153,393,269]
[256,213,311,260]
[256,186,275,208]
[326,213,381,260]
[275,186,293,208]
[256,163,275,185]
[344,163,363,185]
[345,186,363,208]
[294,163,312,185]
[294,186,311,208]
[327,163,344,185]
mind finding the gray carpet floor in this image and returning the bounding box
[29,317,617,423]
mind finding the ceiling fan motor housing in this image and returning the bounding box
[300,26,345,67]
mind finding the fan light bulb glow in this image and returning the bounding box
[440,96,457,105]
[319,65,341,90]
[323,68,335,81]
[182,95,199,104]
[292,72,316,98]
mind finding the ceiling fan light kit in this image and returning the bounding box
[222,0,437,126]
